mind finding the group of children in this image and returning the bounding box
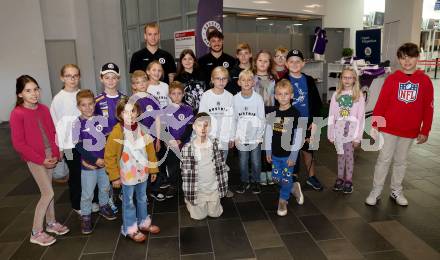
[10,41,434,246]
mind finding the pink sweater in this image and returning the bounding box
[10,104,60,165]
[327,90,365,143]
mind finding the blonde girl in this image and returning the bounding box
[327,67,365,194]
[146,60,170,109]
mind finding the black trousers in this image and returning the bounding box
[64,148,82,210]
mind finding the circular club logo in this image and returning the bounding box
[364,47,372,56]
[222,62,229,68]
[96,124,103,132]
[159,58,165,64]
[178,114,185,121]
[146,105,153,112]
[202,21,222,47]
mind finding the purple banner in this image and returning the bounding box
[195,0,223,58]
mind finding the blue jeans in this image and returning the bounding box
[238,144,261,183]
[80,168,110,215]
[272,156,295,201]
[121,181,149,235]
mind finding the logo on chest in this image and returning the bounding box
[398,81,418,104]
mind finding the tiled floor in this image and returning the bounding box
[0,83,439,260]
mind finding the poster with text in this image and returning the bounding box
[356,29,381,64]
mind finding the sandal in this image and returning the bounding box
[127,231,146,243]
[139,224,160,234]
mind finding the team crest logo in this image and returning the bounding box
[398,81,418,104]
[178,114,185,121]
[146,105,153,112]
[96,124,103,132]
[159,58,165,64]
[223,62,229,68]
[108,63,114,69]
[216,101,221,106]
[202,21,222,47]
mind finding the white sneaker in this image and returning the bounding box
[291,182,304,205]
[73,209,81,215]
[365,189,381,206]
[92,203,100,213]
[226,190,234,198]
[277,199,288,216]
[390,191,408,206]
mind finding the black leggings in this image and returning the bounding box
[64,148,82,210]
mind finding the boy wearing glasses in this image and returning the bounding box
[274,47,288,80]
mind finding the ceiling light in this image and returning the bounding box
[256,17,269,20]
[304,4,321,8]
[302,9,314,13]
[293,23,303,26]
[223,14,228,18]
[252,1,271,4]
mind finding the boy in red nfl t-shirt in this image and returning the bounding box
[365,42,434,207]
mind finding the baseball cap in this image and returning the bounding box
[100,62,120,76]
[286,49,304,61]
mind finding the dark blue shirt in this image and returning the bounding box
[288,74,309,118]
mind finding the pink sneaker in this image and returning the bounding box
[46,222,70,235]
[30,231,56,246]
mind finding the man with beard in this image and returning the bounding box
[198,30,236,91]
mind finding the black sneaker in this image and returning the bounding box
[99,204,117,221]
[306,176,323,191]
[251,183,261,194]
[165,186,177,199]
[160,183,171,189]
[81,214,92,234]
[236,183,249,194]
[150,192,166,201]
[343,182,353,194]
[333,179,344,192]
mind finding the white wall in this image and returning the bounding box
[88,0,127,94]
[323,0,364,52]
[224,0,325,15]
[0,0,52,122]
[40,0,97,93]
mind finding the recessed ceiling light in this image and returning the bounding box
[269,23,274,26]
[293,23,303,26]
[223,14,228,18]
[304,4,321,8]
[256,17,269,20]
[252,0,271,4]
[302,9,314,13]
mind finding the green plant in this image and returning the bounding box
[342,48,353,57]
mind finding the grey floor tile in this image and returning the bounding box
[208,219,254,259]
[363,250,408,260]
[281,232,327,260]
[370,220,440,260]
[243,220,283,249]
[0,212,34,243]
[258,192,279,211]
[0,207,24,235]
[80,253,113,260]
[0,242,21,260]
[82,216,120,254]
[212,197,239,220]
[235,201,267,221]
[268,210,305,234]
[288,196,322,216]
[333,218,394,253]
[10,239,47,260]
[409,179,440,199]
[41,237,88,260]
[317,239,364,260]
[6,177,39,196]
[147,236,179,260]
[151,212,178,238]
[180,226,212,255]
[299,214,343,240]
[113,234,147,259]
[180,252,214,260]
[254,247,292,260]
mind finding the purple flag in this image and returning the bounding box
[195,0,223,58]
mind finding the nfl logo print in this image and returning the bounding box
[398,81,419,104]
